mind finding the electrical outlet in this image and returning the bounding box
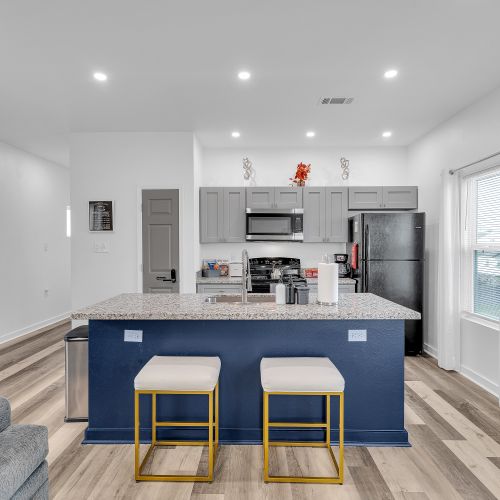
[124,330,143,342]
[348,329,367,342]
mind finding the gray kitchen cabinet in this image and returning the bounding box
[223,187,246,242]
[200,187,245,243]
[307,283,356,294]
[246,187,303,209]
[348,187,383,210]
[382,186,418,209]
[200,187,223,243]
[303,187,325,242]
[197,284,242,294]
[303,187,347,242]
[325,187,348,242]
[246,187,275,209]
[274,187,303,209]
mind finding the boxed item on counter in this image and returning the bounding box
[201,259,220,277]
[303,268,318,278]
[219,260,229,276]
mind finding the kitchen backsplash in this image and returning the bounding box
[199,242,346,268]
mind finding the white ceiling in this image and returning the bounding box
[1,0,500,167]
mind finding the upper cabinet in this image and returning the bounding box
[303,187,347,242]
[382,186,418,209]
[246,187,303,209]
[200,188,224,243]
[348,186,417,210]
[348,187,383,210]
[200,187,245,243]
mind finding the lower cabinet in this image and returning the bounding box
[197,284,243,294]
[307,283,356,294]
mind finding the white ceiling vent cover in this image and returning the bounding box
[318,97,354,105]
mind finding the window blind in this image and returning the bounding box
[472,171,500,320]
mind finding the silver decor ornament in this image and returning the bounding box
[242,157,252,180]
[340,157,349,180]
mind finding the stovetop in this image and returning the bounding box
[249,257,305,292]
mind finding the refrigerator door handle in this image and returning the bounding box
[364,261,369,292]
[364,224,369,261]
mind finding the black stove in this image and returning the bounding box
[249,257,307,293]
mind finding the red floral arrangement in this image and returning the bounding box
[290,162,311,186]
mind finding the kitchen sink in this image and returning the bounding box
[205,295,275,304]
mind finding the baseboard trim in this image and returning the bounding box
[459,364,499,397]
[0,313,71,347]
[423,342,438,359]
[84,426,410,447]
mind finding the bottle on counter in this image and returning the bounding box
[275,282,286,305]
[285,277,296,304]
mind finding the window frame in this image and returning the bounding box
[461,166,500,324]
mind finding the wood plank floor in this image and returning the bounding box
[1,322,499,500]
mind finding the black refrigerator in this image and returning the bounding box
[347,213,425,355]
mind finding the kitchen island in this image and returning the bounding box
[72,293,420,446]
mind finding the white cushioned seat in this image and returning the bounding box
[260,357,345,393]
[134,356,221,391]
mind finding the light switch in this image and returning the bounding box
[348,329,367,342]
[124,330,143,342]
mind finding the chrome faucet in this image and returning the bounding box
[241,249,252,303]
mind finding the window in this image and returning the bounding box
[463,168,500,320]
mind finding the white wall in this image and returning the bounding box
[200,146,408,266]
[408,86,500,395]
[70,132,198,312]
[0,141,70,343]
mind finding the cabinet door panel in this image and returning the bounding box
[326,187,348,242]
[200,188,223,243]
[275,187,303,208]
[382,186,418,209]
[303,187,325,242]
[246,188,275,209]
[223,188,246,242]
[348,187,383,210]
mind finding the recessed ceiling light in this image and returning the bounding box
[231,131,241,138]
[384,69,398,79]
[306,131,315,138]
[382,131,392,138]
[93,72,108,82]
[238,71,251,80]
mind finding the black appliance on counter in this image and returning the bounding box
[334,254,351,277]
[249,257,307,293]
[347,213,425,355]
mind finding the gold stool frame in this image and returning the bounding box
[263,391,344,484]
[134,383,219,482]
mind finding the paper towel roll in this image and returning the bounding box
[318,262,339,304]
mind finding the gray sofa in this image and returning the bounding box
[0,397,48,500]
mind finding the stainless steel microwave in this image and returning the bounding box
[245,208,304,241]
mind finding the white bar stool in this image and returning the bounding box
[134,355,221,482]
[260,357,345,484]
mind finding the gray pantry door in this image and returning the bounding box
[142,189,180,293]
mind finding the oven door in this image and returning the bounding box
[245,209,303,241]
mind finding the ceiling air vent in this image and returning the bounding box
[318,97,354,105]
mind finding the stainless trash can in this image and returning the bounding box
[64,325,88,422]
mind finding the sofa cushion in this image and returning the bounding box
[11,461,48,500]
[0,424,48,499]
[0,397,10,433]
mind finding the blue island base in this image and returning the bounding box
[86,319,409,447]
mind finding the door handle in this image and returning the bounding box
[155,269,177,283]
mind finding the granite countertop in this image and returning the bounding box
[196,276,356,285]
[72,293,420,321]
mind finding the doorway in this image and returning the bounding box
[141,189,180,293]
